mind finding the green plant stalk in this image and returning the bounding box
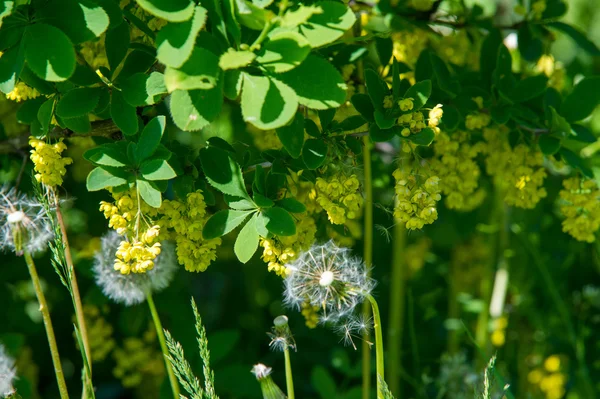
[361,134,374,399]
[386,220,406,396]
[24,251,70,399]
[447,260,460,355]
[283,348,295,399]
[367,294,385,399]
[146,293,181,399]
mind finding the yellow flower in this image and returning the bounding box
[29,138,73,187]
[76,305,115,362]
[398,98,414,111]
[559,177,600,242]
[544,355,561,373]
[465,112,491,130]
[531,0,546,20]
[113,325,164,388]
[393,167,441,230]
[383,95,394,109]
[301,300,320,328]
[6,82,41,102]
[490,329,506,347]
[314,172,363,225]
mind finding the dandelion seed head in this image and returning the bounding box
[251,363,272,380]
[0,344,16,397]
[0,186,53,255]
[283,240,375,318]
[333,314,373,350]
[267,315,296,352]
[93,231,178,306]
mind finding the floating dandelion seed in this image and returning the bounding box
[93,231,178,306]
[0,186,53,255]
[333,314,373,350]
[283,240,375,320]
[0,344,16,398]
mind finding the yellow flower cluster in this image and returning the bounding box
[465,112,491,130]
[99,189,163,274]
[531,0,547,20]
[397,111,427,137]
[77,305,115,362]
[483,127,547,208]
[6,82,41,102]
[113,326,164,388]
[301,300,320,329]
[528,355,567,399]
[80,35,109,70]
[536,55,565,91]
[260,214,316,277]
[247,124,282,151]
[158,190,221,272]
[430,131,486,211]
[0,96,26,137]
[392,30,428,69]
[559,177,600,242]
[313,172,363,225]
[285,172,320,214]
[490,316,508,347]
[29,137,73,187]
[432,30,479,68]
[393,167,441,230]
[428,104,443,134]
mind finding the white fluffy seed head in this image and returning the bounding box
[0,187,53,255]
[0,344,16,397]
[283,240,375,319]
[251,364,272,380]
[93,231,178,306]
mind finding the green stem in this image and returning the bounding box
[447,257,459,355]
[24,252,70,399]
[249,21,273,51]
[362,134,374,399]
[283,348,295,399]
[386,221,406,396]
[367,294,385,399]
[146,293,180,399]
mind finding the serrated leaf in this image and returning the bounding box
[80,2,110,37]
[297,1,355,48]
[276,112,304,158]
[56,87,100,118]
[34,0,109,44]
[105,21,130,70]
[278,55,346,110]
[302,138,327,169]
[140,159,177,180]
[137,179,162,207]
[281,5,323,28]
[203,209,253,239]
[277,198,306,213]
[24,23,75,82]
[84,144,129,167]
[560,76,600,123]
[63,114,91,133]
[219,49,256,70]
[169,85,223,131]
[110,90,138,135]
[199,146,250,200]
[120,72,167,106]
[86,166,128,191]
[351,93,375,122]
[241,73,298,130]
[0,42,26,93]
[234,216,259,263]
[164,46,219,92]
[136,116,166,162]
[256,29,311,73]
[156,5,208,68]
[262,206,295,236]
[135,0,195,22]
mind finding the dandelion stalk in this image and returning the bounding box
[24,251,70,399]
[367,294,385,399]
[283,348,294,399]
[387,220,406,395]
[146,293,180,399]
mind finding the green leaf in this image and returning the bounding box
[517,23,543,62]
[571,124,596,143]
[235,0,271,31]
[227,197,256,210]
[311,366,337,399]
[137,179,162,207]
[547,21,600,56]
[170,86,223,131]
[511,75,548,103]
[0,42,26,93]
[241,73,298,130]
[84,143,129,167]
[365,69,389,112]
[297,1,355,48]
[369,123,395,142]
[63,115,92,133]
[429,53,460,98]
[16,97,46,125]
[262,207,296,236]
[37,98,55,135]
[115,48,156,81]
[550,106,571,137]
[254,193,274,208]
[538,135,561,155]
[203,209,253,239]
[34,0,109,44]
[234,216,259,263]
[302,138,327,169]
[86,166,128,191]
[135,0,195,22]
[140,159,177,180]
[156,6,208,68]
[105,21,130,70]
[110,90,138,135]
[25,23,76,82]
[277,198,306,213]
[276,112,304,158]
[560,76,600,122]
[219,49,256,70]
[278,55,346,110]
[441,105,459,131]
[120,72,168,106]
[404,80,431,111]
[80,1,110,37]
[374,109,396,129]
[207,136,236,153]
[199,146,250,200]
[559,147,593,178]
[164,46,219,92]
[56,87,101,118]
[408,127,435,146]
[256,29,311,73]
[281,5,323,28]
[136,116,166,162]
[350,93,375,122]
